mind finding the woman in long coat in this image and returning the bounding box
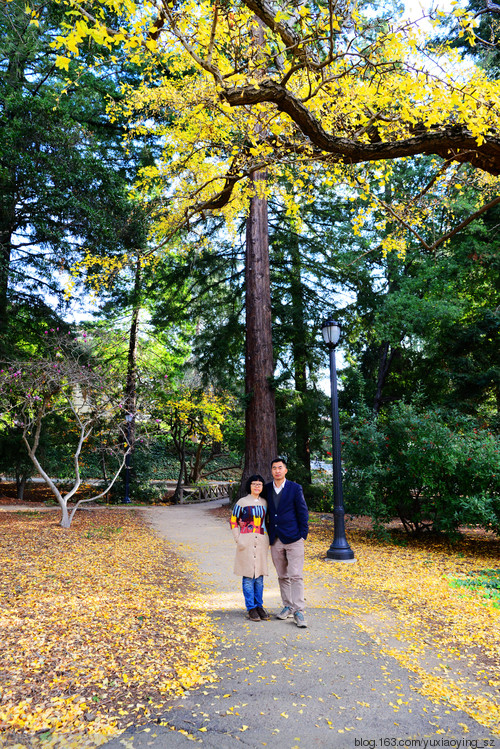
[230,474,270,621]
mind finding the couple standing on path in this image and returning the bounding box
[230,457,309,628]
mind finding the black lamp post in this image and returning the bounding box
[321,319,355,562]
[123,413,133,504]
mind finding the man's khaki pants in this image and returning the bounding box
[270,538,305,614]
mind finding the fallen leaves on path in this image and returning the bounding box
[0,510,217,748]
[306,519,500,733]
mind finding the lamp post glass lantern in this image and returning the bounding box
[321,320,341,347]
[123,413,134,504]
[321,320,355,562]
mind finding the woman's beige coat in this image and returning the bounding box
[230,495,269,577]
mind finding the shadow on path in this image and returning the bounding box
[103,502,498,748]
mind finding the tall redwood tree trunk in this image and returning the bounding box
[124,256,142,440]
[121,255,142,501]
[242,170,277,488]
[0,189,14,345]
[289,232,312,484]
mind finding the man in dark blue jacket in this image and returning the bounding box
[265,458,309,627]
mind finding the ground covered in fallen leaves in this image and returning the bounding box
[3,504,500,747]
[307,515,500,734]
[212,505,500,733]
[0,510,217,749]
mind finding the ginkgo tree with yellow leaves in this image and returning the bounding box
[51,0,500,231]
[48,0,500,482]
[149,382,236,501]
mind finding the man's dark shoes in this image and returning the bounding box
[256,606,270,620]
[247,608,261,622]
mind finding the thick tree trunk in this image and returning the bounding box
[242,170,277,488]
[121,256,141,498]
[190,438,205,483]
[373,342,398,414]
[124,256,142,435]
[289,233,312,484]
[0,193,14,343]
[0,241,10,339]
[16,471,27,501]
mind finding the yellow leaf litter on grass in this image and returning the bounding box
[306,519,500,733]
[0,510,217,748]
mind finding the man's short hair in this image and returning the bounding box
[271,457,287,468]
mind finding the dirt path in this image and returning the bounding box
[102,502,498,749]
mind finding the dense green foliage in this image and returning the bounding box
[0,0,498,536]
[0,0,143,355]
[450,568,500,608]
[341,404,500,536]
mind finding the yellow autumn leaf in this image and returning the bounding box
[55,55,70,70]
[0,511,217,735]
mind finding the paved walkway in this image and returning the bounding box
[103,502,498,749]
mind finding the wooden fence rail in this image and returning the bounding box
[179,482,235,504]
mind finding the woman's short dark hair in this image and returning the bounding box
[245,474,265,494]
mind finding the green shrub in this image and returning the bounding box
[341,404,500,536]
[130,482,168,504]
[303,483,333,513]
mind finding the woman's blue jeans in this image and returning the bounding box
[242,575,264,611]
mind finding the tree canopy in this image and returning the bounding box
[1,0,498,529]
[0,0,146,352]
[50,0,500,253]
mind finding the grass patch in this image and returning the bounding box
[450,568,500,608]
[84,524,122,540]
